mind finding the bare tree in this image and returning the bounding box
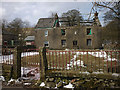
[7,18,24,35]
[62,9,83,26]
[94,2,120,20]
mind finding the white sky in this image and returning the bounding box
[0,1,106,26]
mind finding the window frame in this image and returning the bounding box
[87,39,92,46]
[61,29,66,35]
[86,28,92,35]
[73,40,77,46]
[45,30,48,37]
[61,40,66,47]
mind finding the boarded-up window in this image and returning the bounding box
[44,41,49,47]
[73,40,77,46]
[61,29,65,35]
[87,39,92,46]
[87,28,92,35]
[61,40,66,46]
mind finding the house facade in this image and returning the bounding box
[35,12,102,49]
[24,36,36,49]
[2,30,18,48]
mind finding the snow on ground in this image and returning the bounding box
[66,50,118,70]
[78,51,117,61]
[0,51,117,64]
[40,82,45,87]
[112,73,120,77]
[79,71,90,75]
[64,83,74,88]
[0,52,39,64]
[0,76,5,81]
[92,71,104,74]
[66,51,86,69]
[21,52,39,57]
[21,67,40,80]
[0,54,13,63]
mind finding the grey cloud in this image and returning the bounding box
[1,2,98,26]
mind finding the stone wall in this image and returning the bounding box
[35,25,102,49]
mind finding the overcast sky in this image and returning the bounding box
[0,2,105,26]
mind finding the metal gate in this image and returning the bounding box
[21,49,40,80]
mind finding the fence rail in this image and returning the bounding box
[0,48,14,65]
[1,47,120,79]
[46,50,120,73]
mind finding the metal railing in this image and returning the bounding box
[46,50,120,73]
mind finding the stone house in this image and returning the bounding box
[2,30,18,48]
[35,12,102,49]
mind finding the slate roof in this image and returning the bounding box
[24,36,35,41]
[35,18,55,28]
[35,17,99,28]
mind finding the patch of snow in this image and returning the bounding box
[0,54,13,63]
[24,83,31,86]
[65,49,69,51]
[8,78,15,83]
[0,76,5,81]
[21,67,40,80]
[21,67,31,75]
[92,71,104,74]
[21,77,30,80]
[79,51,117,62]
[0,52,39,64]
[80,71,90,75]
[40,82,45,87]
[112,73,120,77]
[73,60,86,67]
[21,52,39,57]
[15,79,22,84]
[64,83,74,88]
[66,51,86,69]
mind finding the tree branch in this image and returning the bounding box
[94,2,119,16]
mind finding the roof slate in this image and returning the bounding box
[35,18,55,28]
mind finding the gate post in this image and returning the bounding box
[13,46,21,79]
[39,47,48,81]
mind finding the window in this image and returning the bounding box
[73,40,77,46]
[45,31,48,37]
[75,31,77,35]
[87,28,92,35]
[61,40,66,46]
[4,41,7,46]
[44,41,49,47]
[87,39,92,46]
[61,29,65,35]
[11,40,14,46]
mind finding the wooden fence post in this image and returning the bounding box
[39,47,48,81]
[13,46,21,79]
